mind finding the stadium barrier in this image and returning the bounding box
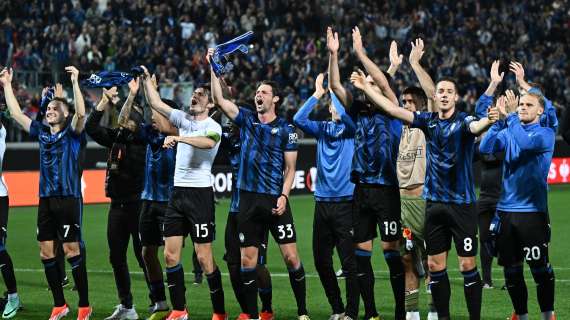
[3,139,570,207]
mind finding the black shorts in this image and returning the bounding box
[224,212,269,265]
[237,191,296,247]
[314,200,354,241]
[496,211,551,267]
[163,187,216,244]
[37,197,83,242]
[425,201,478,257]
[0,196,8,244]
[353,184,401,243]
[139,200,167,247]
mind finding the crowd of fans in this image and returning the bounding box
[0,0,569,141]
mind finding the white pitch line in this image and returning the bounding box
[12,268,570,283]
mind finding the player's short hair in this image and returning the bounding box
[50,97,73,113]
[258,80,281,100]
[402,86,428,111]
[196,83,211,101]
[436,77,459,93]
[524,92,545,109]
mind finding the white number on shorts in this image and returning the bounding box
[195,224,209,238]
[383,221,398,236]
[463,238,473,252]
[524,246,541,261]
[62,225,70,238]
[278,224,294,240]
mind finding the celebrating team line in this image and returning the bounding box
[0,25,561,320]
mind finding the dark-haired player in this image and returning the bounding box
[85,79,150,320]
[351,66,498,320]
[1,66,91,320]
[328,26,404,320]
[141,66,226,320]
[209,48,309,320]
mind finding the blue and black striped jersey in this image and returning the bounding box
[234,107,298,196]
[29,120,84,198]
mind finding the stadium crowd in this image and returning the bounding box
[0,0,569,141]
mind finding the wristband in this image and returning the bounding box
[280,193,289,202]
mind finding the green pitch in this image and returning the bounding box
[4,186,570,319]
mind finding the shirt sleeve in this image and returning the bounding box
[474,94,494,119]
[462,114,477,135]
[411,111,430,131]
[234,107,252,128]
[284,123,298,151]
[168,109,191,130]
[292,96,322,137]
[28,120,41,139]
[479,121,507,154]
[205,120,222,143]
[506,113,555,152]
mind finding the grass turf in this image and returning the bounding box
[3,185,570,319]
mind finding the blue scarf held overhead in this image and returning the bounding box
[209,31,254,77]
[81,66,144,88]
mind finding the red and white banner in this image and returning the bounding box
[548,157,570,184]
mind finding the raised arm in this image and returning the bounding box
[509,61,531,92]
[207,48,239,120]
[327,27,352,108]
[85,87,119,147]
[140,65,175,118]
[386,41,403,78]
[117,78,140,131]
[352,26,398,105]
[350,70,414,124]
[66,66,86,134]
[408,38,436,111]
[484,60,504,97]
[293,73,326,137]
[0,68,32,132]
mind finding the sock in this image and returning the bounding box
[166,264,186,311]
[288,264,307,316]
[518,315,529,320]
[426,283,436,312]
[461,267,482,320]
[206,267,225,314]
[530,265,555,314]
[67,254,89,307]
[384,250,405,319]
[150,280,167,304]
[541,312,554,320]
[241,267,258,318]
[429,269,450,318]
[228,263,247,312]
[257,265,273,312]
[0,248,17,294]
[356,249,378,318]
[43,258,66,307]
[504,266,528,316]
[405,289,420,312]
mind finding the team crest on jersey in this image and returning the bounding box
[271,127,279,135]
[239,232,245,243]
